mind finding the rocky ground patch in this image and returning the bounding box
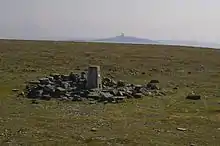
[23,70,166,103]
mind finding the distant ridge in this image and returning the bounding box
[85,33,220,49]
[91,33,158,44]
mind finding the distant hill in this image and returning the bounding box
[157,40,220,49]
[91,33,158,44]
[86,34,220,49]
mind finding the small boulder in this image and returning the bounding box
[31,100,39,104]
[12,89,19,92]
[29,80,40,84]
[91,128,98,132]
[146,83,159,90]
[133,93,144,99]
[89,101,97,104]
[117,80,126,87]
[186,95,201,100]
[176,127,187,131]
[41,94,51,100]
[149,80,159,84]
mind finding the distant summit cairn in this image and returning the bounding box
[119,32,125,37]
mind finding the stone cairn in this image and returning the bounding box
[24,66,165,103]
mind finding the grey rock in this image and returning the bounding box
[42,94,51,100]
[146,83,159,90]
[33,90,43,98]
[48,76,54,81]
[89,101,97,104]
[118,91,124,96]
[176,127,187,131]
[134,85,142,92]
[61,82,70,89]
[43,84,55,92]
[31,100,39,104]
[39,78,50,85]
[133,93,144,98]
[60,96,69,101]
[65,93,71,97]
[12,89,19,92]
[104,100,108,104]
[100,92,114,101]
[186,95,201,100]
[29,80,40,84]
[87,92,101,100]
[111,89,118,96]
[91,128,97,132]
[117,80,126,87]
[149,80,160,84]
[50,73,60,79]
[123,92,133,98]
[61,75,70,81]
[17,91,25,97]
[113,96,126,101]
[54,87,66,98]
[56,87,66,92]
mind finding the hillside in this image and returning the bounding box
[0,40,220,145]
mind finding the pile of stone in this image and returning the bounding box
[24,66,164,103]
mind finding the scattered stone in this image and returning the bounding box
[117,80,126,87]
[12,89,19,92]
[133,93,144,99]
[89,101,97,104]
[173,86,178,90]
[29,80,41,84]
[91,128,97,132]
[39,78,50,85]
[176,127,187,131]
[17,91,25,97]
[146,82,159,90]
[149,80,159,84]
[31,100,39,104]
[104,101,108,104]
[186,95,201,100]
[42,94,51,100]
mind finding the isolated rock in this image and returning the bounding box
[12,89,19,92]
[91,128,98,132]
[31,100,39,104]
[176,127,187,131]
[149,80,159,84]
[186,95,201,100]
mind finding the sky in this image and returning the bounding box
[0,0,220,42]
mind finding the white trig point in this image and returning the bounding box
[87,65,102,89]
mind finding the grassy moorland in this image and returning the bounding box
[0,39,220,145]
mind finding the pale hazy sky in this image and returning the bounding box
[0,0,220,42]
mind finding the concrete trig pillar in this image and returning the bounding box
[87,65,102,89]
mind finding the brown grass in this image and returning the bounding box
[0,40,220,145]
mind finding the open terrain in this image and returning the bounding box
[0,40,220,145]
